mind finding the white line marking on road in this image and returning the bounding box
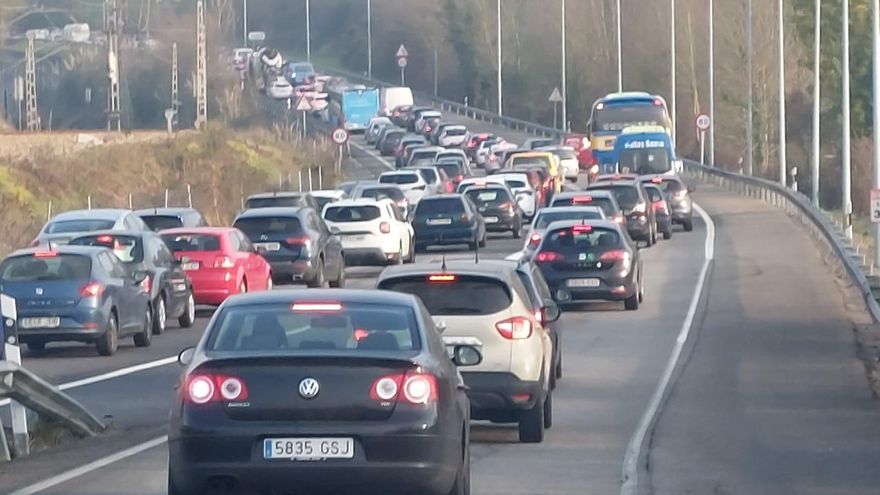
[620,203,715,495]
[349,139,394,170]
[9,435,168,495]
[0,355,178,408]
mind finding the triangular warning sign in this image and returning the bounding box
[396,44,409,58]
[549,87,563,103]
[295,97,313,112]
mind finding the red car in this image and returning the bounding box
[160,227,272,306]
[562,134,596,169]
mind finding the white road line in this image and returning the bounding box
[620,203,715,495]
[0,355,178,408]
[349,139,394,170]
[9,435,168,495]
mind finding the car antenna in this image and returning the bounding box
[441,255,447,272]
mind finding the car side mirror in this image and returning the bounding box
[178,347,195,366]
[451,345,482,367]
[433,317,447,333]
[543,303,562,323]
[687,184,696,193]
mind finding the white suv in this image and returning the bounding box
[377,260,557,443]
[378,170,430,205]
[323,198,414,265]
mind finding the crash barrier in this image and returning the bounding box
[682,160,880,324]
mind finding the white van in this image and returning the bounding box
[380,87,414,116]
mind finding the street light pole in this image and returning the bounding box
[872,0,880,266]
[709,0,715,167]
[561,0,567,131]
[243,0,248,46]
[746,0,754,176]
[670,0,676,145]
[305,0,311,62]
[779,0,788,188]
[497,0,503,115]
[616,0,623,91]
[367,0,372,78]
[843,0,853,238]
[811,0,821,205]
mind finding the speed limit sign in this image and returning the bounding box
[331,128,349,145]
[871,189,880,223]
[695,113,711,131]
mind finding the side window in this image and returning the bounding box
[103,253,127,279]
[389,204,405,223]
[237,232,255,252]
[515,271,541,308]
[312,212,329,236]
[227,232,241,252]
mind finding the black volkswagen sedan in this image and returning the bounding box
[168,289,481,495]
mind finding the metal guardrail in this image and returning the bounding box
[682,159,880,324]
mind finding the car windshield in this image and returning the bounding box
[0,254,92,281]
[592,104,668,132]
[590,185,640,208]
[45,219,115,234]
[359,187,405,201]
[161,233,222,252]
[618,149,671,175]
[139,215,184,231]
[415,198,465,216]
[379,275,512,315]
[445,128,467,136]
[534,210,604,229]
[379,174,419,185]
[554,149,577,159]
[234,217,303,237]
[207,303,420,353]
[68,235,144,263]
[645,187,664,202]
[436,162,464,177]
[245,196,302,209]
[324,205,381,222]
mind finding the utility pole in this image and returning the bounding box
[811,0,821,205]
[24,33,39,132]
[779,0,788,188]
[561,0,567,131]
[367,0,372,78]
[873,0,880,267]
[843,0,852,238]
[709,0,715,166]
[616,0,623,91]
[496,0,502,115]
[171,42,179,128]
[670,0,676,144]
[746,0,754,175]
[195,0,208,130]
[305,0,311,62]
[242,0,248,45]
[433,48,439,96]
[105,0,121,132]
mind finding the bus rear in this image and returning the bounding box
[342,88,380,132]
[588,93,671,170]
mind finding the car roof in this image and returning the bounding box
[308,189,346,197]
[235,207,306,218]
[381,170,421,175]
[412,146,444,152]
[159,227,236,236]
[543,219,621,231]
[510,151,553,158]
[133,207,200,216]
[7,245,108,258]
[555,190,614,199]
[222,288,419,308]
[537,205,603,214]
[246,191,305,200]
[69,229,156,239]
[587,180,640,188]
[325,198,392,207]
[50,209,130,221]
[379,260,522,284]
[639,174,683,183]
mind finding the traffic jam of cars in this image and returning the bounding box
[0,49,696,492]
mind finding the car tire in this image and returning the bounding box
[134,306,153,348]
[178,292,196,328]
[329,263,345,288]
[446,440,471,495]
[518,394,545,443]
[96,313,119,356]
[26,341,46,352]
[152,294,167,335]
[512,225,521,239]
[625,286,640,311]
[683,219,694,232]
[405,238,416,263]
[543,391,553,429]
[307,260,326,288]
[663,228,672,240]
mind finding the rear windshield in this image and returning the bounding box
[445,128,467,136]
[207,303,420,353]
[0,254,92,281]
[245,196,302,209]
[415,198,465,216]
[314,196,336,212]
[553,149,577,159]
[68,235,144,263]
[324,205,381,222]
[379,275,512,315]
[359,187,405,201]
[589,185,641,208]
[505,179,527,189]
[161,233,222,252]
[543,227,621,252]
[528,139,556,149]
[417,169,438,184]
[234,217,303,237]
[385,132,405,145]
[379,174,419,185]
[465,188,510,206]
[552,196,617,216]
[644,187,664,202]
[45,219,115,234]
[534,210,604,229]
[436,162,464,178]
[139,215,183,231]
[510,156,550,168]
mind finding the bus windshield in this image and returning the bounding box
[591,104,668,133]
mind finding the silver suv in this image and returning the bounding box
[377,260,557,442]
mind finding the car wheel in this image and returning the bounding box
[468,240,478,251]
[512,225,521,239]
[683,219,694,232]
[405,238,416,263]
[625,286,640,311]
[543,391,553,429]
[329,263,345,288]
[178,292,196,328]
[134,306,153,348]
[391,243,404,265]
[307,260,326,288]
[663,228,672,240]
[26,341,46,352]
[96,312,119,356]
[152,295,166,335]
[518,394,545,443]
[446,441,470,495]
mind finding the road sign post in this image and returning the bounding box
[1,294,27,458]
[549,87,563,129]
[396,44,409,86]
[695,113,711,166]
[871,189,880,223]
[331,128,349,175]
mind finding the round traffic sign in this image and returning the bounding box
[397,57,408,68]
[695,113,711,131]
[331,128,349,145]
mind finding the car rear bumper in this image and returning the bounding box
[268,259,316,283]
[187,271,237,305]
[17,311,108,343]
[543,270,636,302]
[169,428,460,495]
[415,227,476,246]
[343,247,394,266]
[670,203,693,222]
[460,371,542,416]
[625,217,652,240]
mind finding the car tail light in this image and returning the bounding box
[139,274,151,294]
[79,282,105,298]
[496,316,533,340]
[652,200,669,213]
[632,203,647,215]
[370,370,437,405]
[533,309,543,325]
[613,215,625,224]
[214,256,235,269]
[33,250,58,257]
[425,126,432,132]
[535,251,562,263]
[428,274,457,282]
[572,225,592,234]
[455,175,464,182]
[185,374,249,404]
[599,249,629,262]
[653,98,664,106]
[528,233,542,247]
[397,199,409,209]
[291,302,343,312]
[651,177,663,184]
[501,201,515,213]
[459,213,471,224]
[97,235,113,243]
[379,221,392,234]
[285,236,311,248]
[572,196,593,204]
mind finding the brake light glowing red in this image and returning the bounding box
[428,274,457,282]
[572,225,592,234]
[535,251,562,263]
[353,328,370,341]
[139,274,151,294]
[496,316,534,340]
[653,98,663,106]
[599,249,628,262]
[79,282,105,298]
[291,302,343,312]
[379,221,391,234]
[572,196,593,204]
[528,233,542,246]
[285,237,311,247]
[651,177,663,184]
[97,235,113,243]
[33,251,58,258]
[185,374,249,404]
[370,370,437,405]
[614,215,625,224]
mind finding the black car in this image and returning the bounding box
[0,246,152,355]
[643,183,673,240]
[70,230,196,334]
[586,180,657,246]
[462,185,523,238]
[376,127,404,152]
[531,220,644,310]
[233,207,345,288]
[412,194,487,252]
[550,191,625,224]
[390,104,414,127]
[640,174,695,231]
[244,192,321,212]
[514,261,564,388]
[379,130,408,156]
[135,208,206,231]
[168,289,481,495]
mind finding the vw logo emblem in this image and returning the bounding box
[260,234,268,241]
[298,378,320,399]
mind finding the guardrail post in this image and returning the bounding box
[1,295,27,458]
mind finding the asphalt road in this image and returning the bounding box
[4,105,880,495]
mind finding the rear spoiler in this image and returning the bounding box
[203,350,420,367]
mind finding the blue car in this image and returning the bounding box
[0,246,153,356]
